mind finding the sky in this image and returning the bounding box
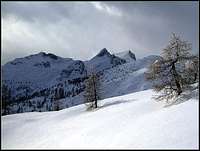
[1,1,199,64]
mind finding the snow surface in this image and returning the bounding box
[2,89,199,149]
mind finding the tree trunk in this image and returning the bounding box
[172,63,182,95]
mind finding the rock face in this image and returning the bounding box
[2,49,161,115]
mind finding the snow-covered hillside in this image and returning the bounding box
[2,89,199,149]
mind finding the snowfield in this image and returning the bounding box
[2,89,199,149]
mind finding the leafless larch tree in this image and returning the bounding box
[145,33,199,101]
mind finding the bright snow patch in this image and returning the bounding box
[2,89,199,149]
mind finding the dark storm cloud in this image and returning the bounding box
[1,1,199,64]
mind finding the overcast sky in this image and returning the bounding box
[1,1,199,64]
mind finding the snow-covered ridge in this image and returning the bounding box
[2,89,198,149]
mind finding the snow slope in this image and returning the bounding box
[2,89,198,149]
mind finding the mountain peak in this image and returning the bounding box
[96,48,111,57]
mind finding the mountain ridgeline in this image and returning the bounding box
[2,48,161,115]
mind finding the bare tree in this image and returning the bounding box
[84,73,101,110]
[145,33,198,101]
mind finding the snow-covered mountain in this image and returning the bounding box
[3,52,87,92]
[2,49,161,115]
[2,89,198,149]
